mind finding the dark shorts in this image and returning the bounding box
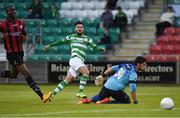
[98,86,130,103]
[7,52,24,66]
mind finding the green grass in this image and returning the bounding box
[0,84,180,117]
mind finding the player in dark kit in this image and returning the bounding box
[0,4,46,101]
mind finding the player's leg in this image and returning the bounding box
[12,53,44,100]
[76,66,89,98]
[98,86,110,99]
[5,52,44,100]
[110,90,130,104]
[16,63,44,100]
[69,57,89,98]
[9,66,19,78]
[43,68,76,103]
[51,72,74,98]
[78,86,110,104]
[91,86,110,104]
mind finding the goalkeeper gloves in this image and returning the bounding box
[95,75,104,86]
[95,72,107,86]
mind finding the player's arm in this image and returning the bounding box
[21,21,28,41]
[129,74,138,104]
[95,65,120,86]
[102,65,121,77]
[44,36,71,51]
[101,67,112,77]
[131,91,137,104]
[88,37,105,51]
[95,67,112,86]
[130,82,137,104]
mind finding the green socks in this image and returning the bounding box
[51,80,68,97]
[79,74,88,93]
[51,74,88,98]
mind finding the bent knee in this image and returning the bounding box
[78,66,90,75]
[82,70,89,75]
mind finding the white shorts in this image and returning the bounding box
[68,57,85,78]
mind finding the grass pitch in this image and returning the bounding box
[0,84,180,117]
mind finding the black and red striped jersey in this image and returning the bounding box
[0,19,27,53]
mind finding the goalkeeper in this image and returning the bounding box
[79,56,147,104]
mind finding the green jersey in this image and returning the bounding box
[49,33,104,61]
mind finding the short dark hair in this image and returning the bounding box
[5,4,15,12]
[134,56,146,65]
[75,21,84,27]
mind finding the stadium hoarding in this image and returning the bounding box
[48,62,177,83]
[0,61,9,83]
[0,62,48,83]
[138,62,176,83]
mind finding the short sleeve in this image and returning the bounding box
[112,65,121,72]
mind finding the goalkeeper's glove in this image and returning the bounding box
[95,72,106,86]
[95,75,104,86]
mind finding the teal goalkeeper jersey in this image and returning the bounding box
[104,64,137,92]
[49,33,104,61]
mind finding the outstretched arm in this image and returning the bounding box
[95,65,120,86]
[101,67,113,77]
[88,37,105,51]
[95,67,113,86]
[101,65,121,77]
[44,36,71,51]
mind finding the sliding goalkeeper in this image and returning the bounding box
[79,56,147,104]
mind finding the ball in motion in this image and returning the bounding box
[160,97,174,110]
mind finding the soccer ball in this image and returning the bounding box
[160,97,174,110]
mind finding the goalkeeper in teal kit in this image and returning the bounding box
[79,56,147,104]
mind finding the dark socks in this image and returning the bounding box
[25,75,43,100]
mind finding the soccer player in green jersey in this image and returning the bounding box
[43,21,105,103]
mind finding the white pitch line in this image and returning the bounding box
[0,108,180,117]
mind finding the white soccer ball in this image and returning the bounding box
[160,97,174,110]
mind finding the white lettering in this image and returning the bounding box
[87,64,106,72]
[51,64,70,72]
[138,76,160,81]
[146,66,173,72]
